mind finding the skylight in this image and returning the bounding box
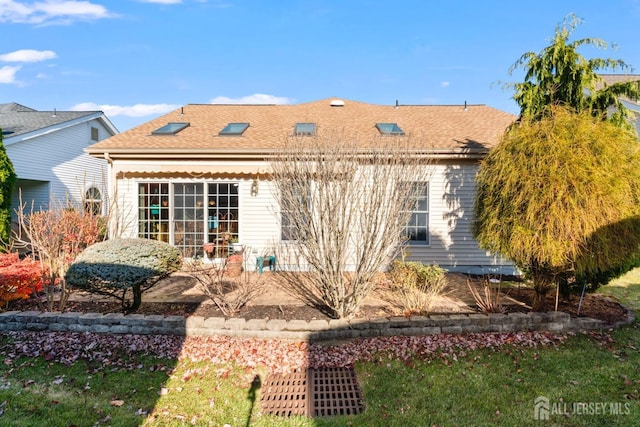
[219,122,249,136]
[294,122,316,136]
[151,122,190,135]
[376,123,405,135]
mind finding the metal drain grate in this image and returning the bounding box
[261,367,364,417]
[260,370,308,417]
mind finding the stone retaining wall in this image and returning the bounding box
[0,309,633,341]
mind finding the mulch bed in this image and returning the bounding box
[7,287,631,325]
[502,287,630,325]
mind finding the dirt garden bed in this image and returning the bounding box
[6,273,630,325]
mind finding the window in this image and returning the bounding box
[219,122,249,136]
[206,183,239,257]
[404,183,429,244]
[173,183,205,258]
[376,122,405,135]
[84,187,102,216]
[91,126,99,141]
[138,183,170,244]
[281,183,310,241]
[137,182,240,258]
[294,122,316,136]
[151,122,190,135]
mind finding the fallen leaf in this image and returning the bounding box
[110,400,125,407]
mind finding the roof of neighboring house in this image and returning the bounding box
[598,74,640,86]
[0,102,118,141]
[597,74,640,109]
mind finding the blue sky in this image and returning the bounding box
[1,0,639,132]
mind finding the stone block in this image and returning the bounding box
[163,315,186,330]
[369,318,390,330]
[388,316,411,328]
[79,313,105,325]
[224,318,247,330]
[441,325,463,334]
[307,320,329,331]
[202,317,225,329]
[144,315,166,327]
[58,312,82,324]
[0,311,19,322]
[120,314,147,326]
[488,313,509,325]
[448,314,472,325]
[328,319,350,330]
[109,325,131,334]
[266,319,288,331]
[185,316,205,329]
[284,320,309,331]
[246,318,268,330]
[467,313,490,326]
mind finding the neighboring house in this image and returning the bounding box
[86,98,516,274]
[0,102,118,218]
[598,74,640,136]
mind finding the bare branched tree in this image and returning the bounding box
[13,192,107,311]
[270,131,432,318]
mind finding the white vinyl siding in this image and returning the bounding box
[7,119,110,214]
[403,161,509,273]
[112,159,514,274]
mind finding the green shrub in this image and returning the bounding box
[66,238,182,312]
[383,260,447,315]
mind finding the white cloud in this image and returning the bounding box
[440,81,450,88]
[0,65,21,83]
[139,0,182,4]
[71,102,179,117]
[209,93,293,104]
[0,0,115,25]
[0,49,57,62]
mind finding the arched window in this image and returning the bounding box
[84,187,102,216]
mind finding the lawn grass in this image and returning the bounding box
[598,268,640,313]
[0,272,639,426]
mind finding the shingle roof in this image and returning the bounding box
[598,74,640,86]
[87,98,516,158]
[0,103,102,137]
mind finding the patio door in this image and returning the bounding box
[205,182,239,258]
[139,181,239,258]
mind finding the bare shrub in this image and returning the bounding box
[467,276,505,313]
[13,194,106,311]
[185,252,265,316]
[381,260,447,315]
[271,131,432,318]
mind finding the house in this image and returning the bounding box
[85,98,516,274]
[0,103,118,217]
[598,74,640,136]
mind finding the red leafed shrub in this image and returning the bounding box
[0,253,48,307]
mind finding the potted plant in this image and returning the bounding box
[226,254,243,277]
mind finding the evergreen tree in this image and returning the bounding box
[474,108,640,311]
[0,130,17,249]
[508,14,640,129]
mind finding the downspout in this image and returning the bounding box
[103,152,115,238]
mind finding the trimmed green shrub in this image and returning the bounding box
[66,238,182,312]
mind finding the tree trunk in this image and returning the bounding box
[122,284,142,313]
[531,271,553,312]
[532,287,548,312]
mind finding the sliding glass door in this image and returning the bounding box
[138,181,239,258]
